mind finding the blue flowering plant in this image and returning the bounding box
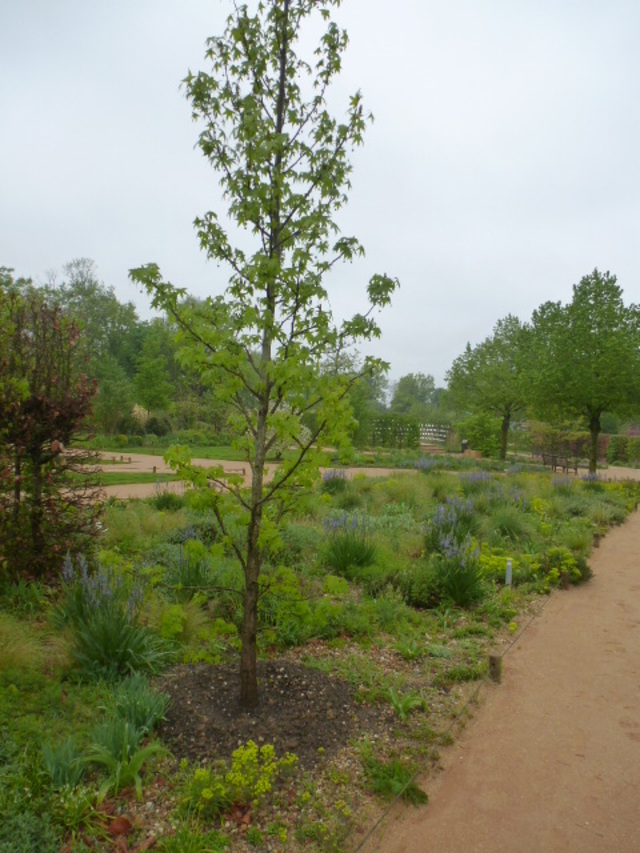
[323,512,377,577]
[54,554,173,680]
[424,497,476,553]
[432,535,484,607]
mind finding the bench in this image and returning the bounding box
[541,453,578,475]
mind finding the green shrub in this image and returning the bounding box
[258,567,312,648]
[357,562,402,597]
[153,491,185,512]
[398,562,442,609]
[483,505,534,545]
[279,523,324,567]
[457,413,501,458]
[0,578,50,616]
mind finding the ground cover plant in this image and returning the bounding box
[2,460,640,851]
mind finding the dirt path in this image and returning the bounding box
[364,509,640,853]
[98,452,417,499]
[99,453,640,500]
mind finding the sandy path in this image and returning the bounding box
[98,452,416,499]
[364,509,640,853]
[99,453,640,500]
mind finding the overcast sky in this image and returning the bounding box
[2,1,639,385]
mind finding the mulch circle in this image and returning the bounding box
[155,659,393,771]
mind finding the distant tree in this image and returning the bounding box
[334,354,388,448]
[131,0,398,708]
[528,269,640,473]
[0,270,101,580]
[92,355,135,434]
[134,320,176,415]
[390,372,436,418]
[56,258,140,376]
[446,315,529,460]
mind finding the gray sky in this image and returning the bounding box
[2,0,639,385]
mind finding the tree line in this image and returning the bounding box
[446,269,640,472]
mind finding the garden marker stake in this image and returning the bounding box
[505,558,513,586]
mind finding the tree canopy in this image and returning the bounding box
[528,269,640,471]
[446,315,529,460]
[389,372,436,419]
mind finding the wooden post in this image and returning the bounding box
[488,654,502,683]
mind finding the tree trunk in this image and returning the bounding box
[239,382,270,709]
[240,537,261,708]
[588,412,601,474]
[13,450,21,523]
[30,452,44,567]
[500,412,511,461]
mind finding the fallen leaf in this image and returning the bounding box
[108,815,133,837]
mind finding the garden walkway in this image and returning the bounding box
[364,503,640,852]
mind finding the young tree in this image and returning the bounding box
[131,0,397,707]
[528,270,640,472]
[446,315,529,460]
[0,271,101,580]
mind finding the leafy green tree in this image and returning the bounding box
[390,372,435,418]
[92,356,135,434]
[134,320,176,416]
[528,269,640,472]
[0,270,101,579]
[446,315,529,460]
[131,0,397,707]
[56,258,141,377]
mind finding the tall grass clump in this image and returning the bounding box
[53,555,173,680]
[110,674,170,734]
[483,505,534,546]
[0,614,44,673]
